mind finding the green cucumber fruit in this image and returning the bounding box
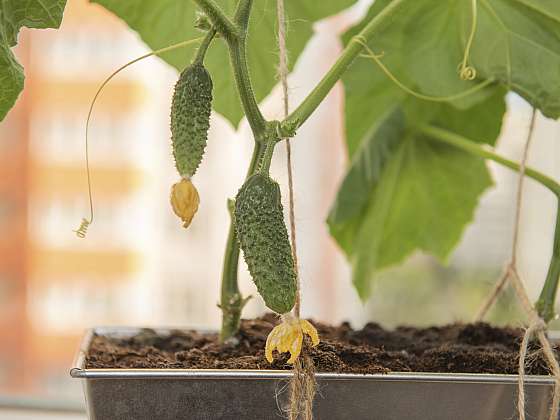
[170,63,213,178]
[235,173,297,314]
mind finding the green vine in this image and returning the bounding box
[68,0,560,340]
[279,0,409,137]
[193,28,217,65]
[186,0,560,339]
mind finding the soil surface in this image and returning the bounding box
[85,314,558,375]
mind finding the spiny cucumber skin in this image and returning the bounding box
[171,63,213,178]
[235,174,297,314]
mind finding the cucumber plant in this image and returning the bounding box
[3,0,560,362]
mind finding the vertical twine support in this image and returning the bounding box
[276,1,316,419]
[510,110,537,265]
[473,109,560,419]
[276,0,300,315]
[475,110,537,321]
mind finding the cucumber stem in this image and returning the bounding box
[420,125,560,196]
[420,124,560,323]
[258,140,276,174]
[191,0,238,40]
[535,207,560,322]
[227,13,266,136]
[279,0,409,137]
[193,28,216,65]
[217,0,271,341]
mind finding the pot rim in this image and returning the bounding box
[70,327,557,385]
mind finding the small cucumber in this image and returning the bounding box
[235,173,297,314]
[170,63,213,178]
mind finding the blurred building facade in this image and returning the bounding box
[0,33,30,392]
[0,0,161,398]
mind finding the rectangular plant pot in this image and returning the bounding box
[71,327,557,420]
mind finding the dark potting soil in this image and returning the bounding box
[85,314,558,375]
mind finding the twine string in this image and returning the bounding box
[276,0,300,316]
[473,109,559,419]
[474,110,537,321]
[276,1,316,419]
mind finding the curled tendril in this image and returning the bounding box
[458,63,477,81]
[74,218,91,238]
[75,37,203,239]
[353,36,493,103]
[458,0,478,81]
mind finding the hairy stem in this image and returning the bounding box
[420,125,560,196]
[279,0,409,137]
[219,0,269,341]
[420,124,560,322]
[193,28,216,64]
[234,0,252,29]
[227,2,266,137]
[258,140,276,174]
[535,207,560,323]
[192,0,238,40]
[220,218,243,341]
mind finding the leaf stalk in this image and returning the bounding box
[279,0,410,137]
[420,124,560,322]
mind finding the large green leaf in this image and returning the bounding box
[332,0,558,299]
[344,0,560,119]
[0,0,67,121]
[473,0,560,118]
[328,92,506,299]
[91,0,355,127]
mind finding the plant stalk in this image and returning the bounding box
[258,140,276,174]
[420,123,560,323]
[419,125,560,196]
[234,0,252,29]
[218,0,270,341]
[227,5,266,137]
[535,207,560,323]
[193,28,216,64]
[192,0,238,40]
[279,0,409,137]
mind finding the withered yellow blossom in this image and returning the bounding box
[170,178,200,228]
[265,316,319,364]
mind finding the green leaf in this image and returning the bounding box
[472,0,560,118]
[91,0,356,127]
[0,0,67,121]
[334,0,557,299]
[328,92,506,299]
[344,0,560,119]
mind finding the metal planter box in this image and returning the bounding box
[71,327,557,420]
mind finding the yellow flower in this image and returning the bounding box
[170,178,200,228]
[265,316,320,364]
